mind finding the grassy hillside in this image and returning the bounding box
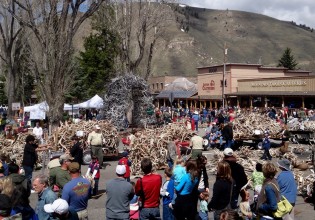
[74,5,315,77]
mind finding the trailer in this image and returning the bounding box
[289,130,315,145]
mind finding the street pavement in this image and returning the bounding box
[29,129,315,220]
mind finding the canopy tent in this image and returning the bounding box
[73,94,104,109]
[24,101,79,120]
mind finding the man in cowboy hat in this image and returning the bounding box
[277,159,297,220]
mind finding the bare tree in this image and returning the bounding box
[0,0,24,118]
[95,0,175,80]
[7,0,106,127]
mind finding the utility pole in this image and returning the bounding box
[222,43,228,109]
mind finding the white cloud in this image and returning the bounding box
[181,0,315,28]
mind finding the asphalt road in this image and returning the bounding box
[29,131,315,220]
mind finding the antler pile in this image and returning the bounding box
[47,120,119,153]
[130,123,193,175]
[233,113,282,139]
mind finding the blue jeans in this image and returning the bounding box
[199,211,208,220]
[140,207,160,220]
[194,121,198,131]
[163,204,174,220]
[23,165,33,183]
[93,179,99,195]
[224,139,233,149]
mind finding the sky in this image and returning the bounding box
[181,0,315,28]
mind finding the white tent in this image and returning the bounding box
[24,101,79,120]
[73,95,104,109]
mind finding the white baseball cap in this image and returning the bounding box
[44,199,69,215]
[223,148,234,156]
[95,125,101,129]
[116,165,126,175]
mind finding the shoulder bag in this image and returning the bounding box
[269,182,293,218]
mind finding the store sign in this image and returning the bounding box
[251,81,307,87]
[202,80,215,90]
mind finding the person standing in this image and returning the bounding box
[118,151,132,182]
[87,125,104,168]
[261,133,272,160]
[33,174,57,220]
[256,162,282,220]
[55,154,72,195]
[277,159,297,220]
[222,122,234,149]
[223,148,247,208]
[190,132,203,159]
[70,135,83,168]
[105,165,134,220]
[85,156,100,196]
[135,158,162,220]
[33,122,44,144]
[62,162,91,220]
[160,168,175,220]
[192,111,200,131]
[208,161,236,220]
[22,135,49,183]
[166,136,178,169]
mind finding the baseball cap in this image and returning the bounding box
[116,165,126,175]
[44,199,69,215]
[59,154,74,161]
[223,148,233,156]
[95,125,101,129]
[68,162,80,172]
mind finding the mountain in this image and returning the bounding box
[75,4,315,77]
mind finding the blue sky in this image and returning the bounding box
[181,0,315,28]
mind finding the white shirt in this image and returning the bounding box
[33,126,43,137]
[190,135,203,150]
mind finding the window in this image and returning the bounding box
[161,83,163,89]
[152,84,155,90]
[220,80,227,87]
[156,83,159,90]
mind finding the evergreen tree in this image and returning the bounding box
[278,48,298,70]
[76,27,120,99]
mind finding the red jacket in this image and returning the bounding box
[118,157,131,178]
[135,173,162,208]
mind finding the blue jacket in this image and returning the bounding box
[277,171,297,204]
[162,179,175,205]
[175,173,198,195]
[259,184,278,214]
[192,114,199,122]
[35,188,57,220]
[262,138,271,150]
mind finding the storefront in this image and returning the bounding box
[226,76,315,109]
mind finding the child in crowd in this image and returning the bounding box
[261,132,272,160]
[251,163,264,196]
[160,168,175,220]
[85,155,100,196]
[170,157,186,208]
[239,189,253,220]
[118,151,132,182]
[129,182,139,220]
[199,191,209,220]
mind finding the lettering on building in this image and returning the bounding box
[251,81,307,87]
[202,80,215,90]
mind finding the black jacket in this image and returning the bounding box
[222,125,233,140]
[224,157,248,193]
[208,179,236,210]
[22,143,38,167]
[70,142,83,165]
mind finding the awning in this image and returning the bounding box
[156,90,197,99]
[225,91,315,96]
